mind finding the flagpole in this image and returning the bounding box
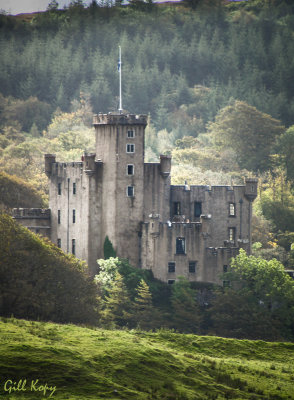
[119,46,122,113]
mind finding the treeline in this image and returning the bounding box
[0,0,294,132]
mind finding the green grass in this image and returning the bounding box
[0,318,294,399]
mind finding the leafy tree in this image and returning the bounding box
[208,101,285,172]
[277,125,294,186]
[47,0,59,11]
[210,249,294,340]
[0,215,98,324]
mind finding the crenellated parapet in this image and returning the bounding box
[93,113,147,126]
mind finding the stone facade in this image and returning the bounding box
[14,112,257,286]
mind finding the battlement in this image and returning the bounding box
[13,208,51,219]
[93,113,147,126]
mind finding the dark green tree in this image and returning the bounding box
[103,236,116,259]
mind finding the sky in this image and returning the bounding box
[0,0,179,15]
[0,0,92,15]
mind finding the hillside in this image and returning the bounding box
[0,318,294,399]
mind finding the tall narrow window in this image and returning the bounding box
[229,203,236,217]
[173,202,181,216]
[58,210,61,224]
[223,265,228,273]
[58,183,61,195]
[168,262,175,273]
[194,202,202,217]
[229,227,236,243]
[72,239,76,255]
[126,144,135,153]
[127,130,135,138]
[73,182,76,195]
[73,209,76,223]
[176,237,186,255]
[127,165,134,175]
[127,186,134,197]
[189,261,196,273]
[57,239,61,248]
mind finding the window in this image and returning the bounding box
[73,209,76,223]
[57,239,61,248]
[223,281,230,288]
[58,183,61,195]
[73,182,76,195]
[173,202,181,216]
[194,202,202,217]
[72,239,76,255]
[176,237,186,255]
[229,227,236,242]
[229,203,236,217]
[168,280,175,285]
[189,261,196,273]
[127,165,134,175]
[168,262,175,273]
[127,186,134,197]
[58,210,61,224]
[223,265,228,273]
[126,144,135,153]
[127,130,135,138]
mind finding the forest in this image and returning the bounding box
[1,0,294,340]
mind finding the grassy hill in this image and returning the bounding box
[0,319,294,399]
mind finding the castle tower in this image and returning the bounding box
[93,113,147,267]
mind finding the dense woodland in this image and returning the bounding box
[1,0,294,340]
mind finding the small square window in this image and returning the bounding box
[168,262,175,273]
[58,183,61,195]
[176,237,186,255]
[126,144,135,153]
[73,182,76,195]
[127,130,135,138]
[72,239,76,255]
[194,202,202,217]
[58,210,61,224]
[168,279,175,285]
[127,186,134,197]
[127,165,134,175]
[57,238,61,248]
[189,261,196,273]
[229,203,236,216]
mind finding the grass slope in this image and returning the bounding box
[0,319,294,400]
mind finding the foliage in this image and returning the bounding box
[210,249,294,340]
[0,214,98,324]
[170,277,202,333]
[1,318,294,399]
[208,100,285,172]
[103,235,116,259]
[0,171,46,210]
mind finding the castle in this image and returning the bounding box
[13,112,257,286]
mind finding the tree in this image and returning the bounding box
[277,125,294,186]
[210,249,294,340]
[103,236,116,259]
[132,279,159,330]
[47,0,59,11]
[99,272,132,328]
[170,278,202,333]
[208,101,285,172]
